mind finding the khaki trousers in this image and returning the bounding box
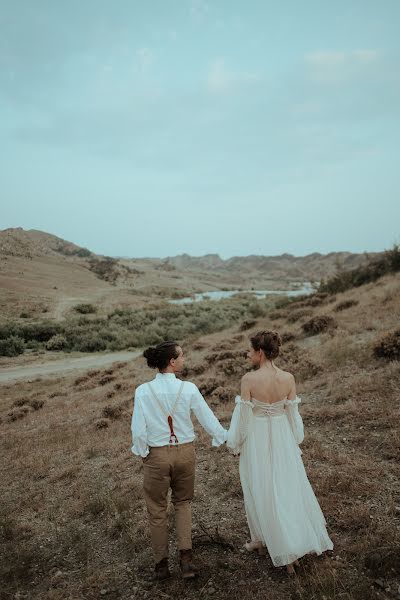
[143,442,195,563]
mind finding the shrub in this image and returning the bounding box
[29,399,45,411]
[74,334,107,352]
[269,311,285,321]
[0,336,24,357]
[287,308,313,323]
[334,299,359,312]
[73,303,97,314]
[373,330,400,360]
[45,334,68,351]
[239,319,256,331]
[89,257,119,283]
[95,418,109,429]
[7,407,29,421]
[102,405,123,420]
[247,302,266,318]
[281,331,295,343]
[302,315,338,336]
[13,398,28,407]
[20,322,61,342]
[319,245,400,294]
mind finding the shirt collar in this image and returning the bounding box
[155,372,176,379]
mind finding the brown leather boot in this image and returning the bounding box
[153,557,171,581]
[179,549,199,579]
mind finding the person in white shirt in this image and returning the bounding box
[131,340,227,580]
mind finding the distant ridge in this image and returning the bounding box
[0,227,375,280]
[161,250,373,279]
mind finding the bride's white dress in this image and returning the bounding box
[227,396,333,567]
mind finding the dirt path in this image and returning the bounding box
[0,351,142,384]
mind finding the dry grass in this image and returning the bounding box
[0,273,400,599]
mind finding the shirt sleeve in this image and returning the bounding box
[131,388,150,458]
[190,385,227,447]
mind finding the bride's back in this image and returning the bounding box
[247,367,293,404]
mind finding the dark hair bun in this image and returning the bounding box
[143,346,159,369]
[250,330,282,359]
[143,341,180,370]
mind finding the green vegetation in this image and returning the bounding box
[0,336,24,357]
[0,296,274,356]
[319,245,400,294]
[73,303,97,314]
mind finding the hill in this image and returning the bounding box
[161,250,372,280]
[0,228,375,320]
[0,267,399,599]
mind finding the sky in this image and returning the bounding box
[1,0,399,259]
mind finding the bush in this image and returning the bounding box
[302,315,338,336]
[319,245,400,294]
[29,399,45,411]
[287,308,313,323]
[240,319,256,331]
[45,334,68,351]
[20,322,61,342]
[74,334,107,352]
[281,331,296,343]
[89,257,119,283]
[0,336,24,357]
[334,299,359,312]
[102,405,123,420]
[373,330,400,360]
[73,303,97,314]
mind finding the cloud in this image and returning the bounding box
[206,58,259,94]
[190,0,209,21]
[135,47,154,73]
[304,49,380,84]
[305,51,347,67]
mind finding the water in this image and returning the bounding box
[170,283,315,304]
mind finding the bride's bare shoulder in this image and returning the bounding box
[276,367,295,383]
[241,370,256,382]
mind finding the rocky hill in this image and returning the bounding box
[161,250,373,279]
[0,228,92,259]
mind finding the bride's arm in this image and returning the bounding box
[240,373,252,401]
[226,374,253,453]
[285,376,304,445]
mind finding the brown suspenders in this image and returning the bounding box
[147,380,185,445]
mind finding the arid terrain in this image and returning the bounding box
[0,229,399,600]
[0,228,371,321]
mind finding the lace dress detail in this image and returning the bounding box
[227,395,333,567]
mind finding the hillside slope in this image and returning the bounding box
[0,271,399,599]
[0,228,376,321]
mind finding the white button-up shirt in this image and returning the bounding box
[131,373,227,457]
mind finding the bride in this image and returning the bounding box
[227,330,333,574]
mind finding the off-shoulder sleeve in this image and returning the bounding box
[284,396,304,445]
[226,396,253,455]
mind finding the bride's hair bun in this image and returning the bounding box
[250,330,282,359]
[143,341,180,370]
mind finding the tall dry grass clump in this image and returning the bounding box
[373,329,400,360]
